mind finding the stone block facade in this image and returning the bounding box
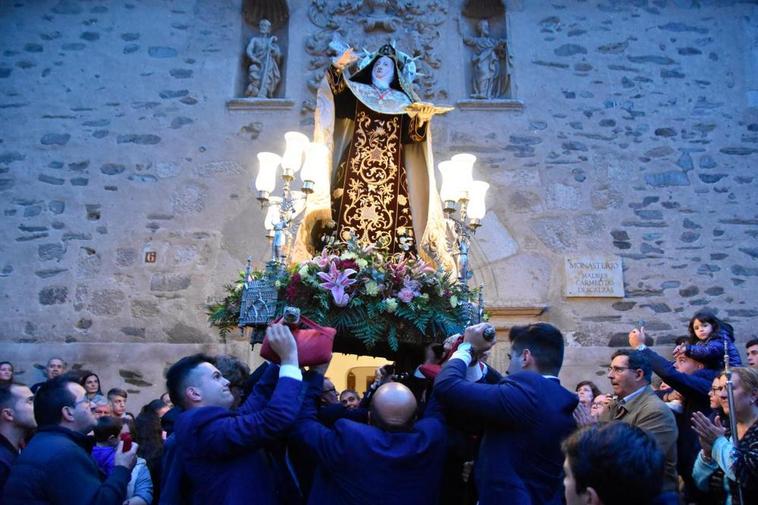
[0,0,756,405]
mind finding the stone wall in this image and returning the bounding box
[1,0,756,405]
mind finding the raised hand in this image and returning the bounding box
[334,48,359,70]
[266,323,299,367]
[114,439,139,470]
[628,327,645,348]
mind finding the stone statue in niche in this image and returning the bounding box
[463,19,509,99]
[245,18,282,98]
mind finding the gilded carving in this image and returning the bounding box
[303,0,449,112]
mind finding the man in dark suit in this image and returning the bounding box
[3,376,138,504]
[434,322,578,505]
[166,324,310,505]
[291,373,447,505]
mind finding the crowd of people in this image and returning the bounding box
[0,308,756,505]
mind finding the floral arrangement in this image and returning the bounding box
[207,238,481,351]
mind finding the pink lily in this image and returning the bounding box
[311,249,334,269]
[317,261,357,307]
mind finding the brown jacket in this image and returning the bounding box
[605,385,679,493]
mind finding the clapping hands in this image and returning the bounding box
[691,411,726,457]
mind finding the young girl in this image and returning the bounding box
[673,310,741,369]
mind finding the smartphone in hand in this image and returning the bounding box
[120,432,132,452]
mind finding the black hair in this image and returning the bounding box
[214,355,251,388]
[79,371,103,396]
[33,375,76,427]
[509,323,565,376]
[674,336,689,346]
[339,389,360,401]
[687,310,722,343]
[575,381,601,398]
[611,349,653,383]
[107,387,128,400]
[746,338,758,349]
[165,353,214,409]
[427,343,444,362]
[135,399,167,483]
[0,383,16,409]
[563,422,664,505]
[0,361,13,370]
[93,415,123,443]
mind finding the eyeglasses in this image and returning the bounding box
[321,387,337,394]
[74,398,91,407]
[607,366,632,374]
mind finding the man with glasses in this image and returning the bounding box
[3,376,138,504]
[603,349,679,499]
[629,329,716,503]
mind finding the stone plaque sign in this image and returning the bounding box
[564,256,624,297]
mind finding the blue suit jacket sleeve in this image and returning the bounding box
[290,373,345,467]
[641,347,713,399]
[434,359,536,427]
[237,362,279,415]
[193,376,303,459]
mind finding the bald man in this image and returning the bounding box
[291,373,447,505]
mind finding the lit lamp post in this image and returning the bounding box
[254,131,324,266]
[438,153,489,284]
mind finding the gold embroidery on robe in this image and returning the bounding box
[332,102,415,256]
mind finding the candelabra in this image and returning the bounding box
[254,131,328,267]
[437,153,490,324]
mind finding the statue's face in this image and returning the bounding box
[259,20,271,34]
[371,56,395,87]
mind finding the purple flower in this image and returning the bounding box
[398,287,416,303]
[317,261,357,307]
[402,276,421,294]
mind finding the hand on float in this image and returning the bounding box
[463,323,496,354]
[266,323,299,367]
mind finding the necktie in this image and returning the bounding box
[614,401,627,420]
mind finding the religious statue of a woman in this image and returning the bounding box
[292,43,454,272]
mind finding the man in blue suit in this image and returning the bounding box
[166,324,310,505]
[291,374,447,505]
[434,322,578,505]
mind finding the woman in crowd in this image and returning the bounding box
[79,371,106,403]
[575,381,601,410]
[692,367,758,504]
[135,399,169,501]
[0,361,13,385]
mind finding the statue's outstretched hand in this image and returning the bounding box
[405,102,454,126]
[334,48,359,70]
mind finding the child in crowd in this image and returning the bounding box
[673,310,741,369]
